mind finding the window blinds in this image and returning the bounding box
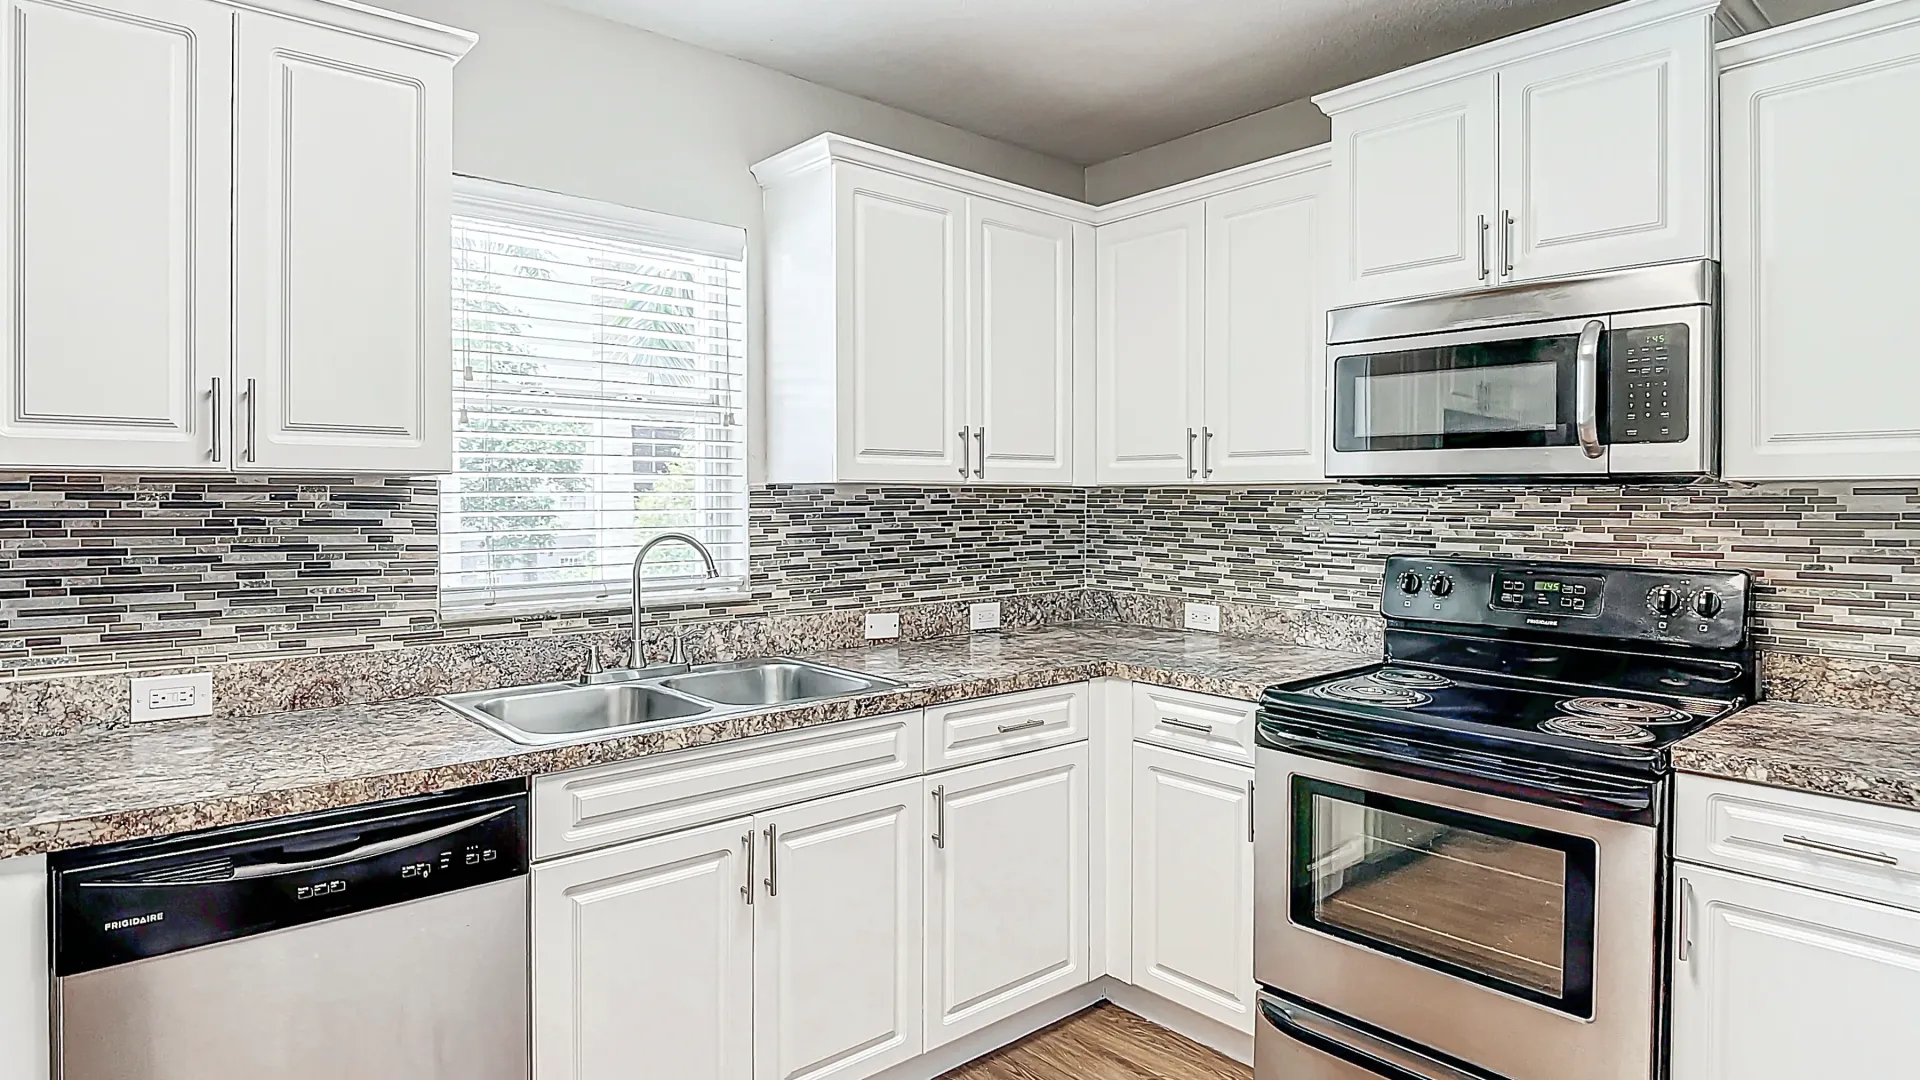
[442,179,748,616]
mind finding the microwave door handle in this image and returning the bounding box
[1576,318,1605,460]
[1260,996,1485,1080]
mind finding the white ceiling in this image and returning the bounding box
[545,0,1629,164]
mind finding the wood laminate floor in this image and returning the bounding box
[939,1004,1251,1080]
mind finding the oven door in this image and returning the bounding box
[1326,317,1610,478]
[1253,748,1657,1080]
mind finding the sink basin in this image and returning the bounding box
[658,659,896,707]
[440,682,712,745]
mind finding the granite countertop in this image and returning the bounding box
[1673,700,1920,810]
[0,625,1369,860]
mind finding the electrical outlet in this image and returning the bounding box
[131,672,213,723]
[1183,602,1222,633]
[969,601,1002,631]
[864,612,901,640]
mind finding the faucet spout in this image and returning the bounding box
[627,531,720,670]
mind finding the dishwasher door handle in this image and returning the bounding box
[84,808,515,885]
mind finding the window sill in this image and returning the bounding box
[439,583,752,626]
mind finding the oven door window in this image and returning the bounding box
[1332,332,1584,452]
[1290,778,1597,1018]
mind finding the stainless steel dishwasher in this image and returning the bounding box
[50,781,530,1080]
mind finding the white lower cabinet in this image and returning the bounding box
[1671,862,1920,1079]
[924,742,1091,1048]
[1130,744,1256,1033]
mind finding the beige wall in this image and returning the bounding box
[1083,98,1331,205]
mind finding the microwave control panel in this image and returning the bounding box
[1606,323,1689,444]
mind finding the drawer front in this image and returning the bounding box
[924,684,1089,771]
[533,711,923,860]
[1676,774,1920,911]
[1131,683,1257,765]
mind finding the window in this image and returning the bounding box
[441,178,747,617]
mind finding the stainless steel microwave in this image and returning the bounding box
[1325,260,1717,480]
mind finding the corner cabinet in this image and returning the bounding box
[0,0,471,474]
[1316,0,1717,305]
[1720,0,1920,480]
[755,137,1089,485]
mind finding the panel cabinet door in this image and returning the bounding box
[1332,72,1497,305]
[232,13,453,473]
[753,780,923,1080]
[1202,167,1328,484]
[1721,16,1920,480]
[1131,744,1256,1033]
[834,164,968,483]
[968,197,1075,485]
[1671,864,1920,1080]
[533,818,754,1080]
[1498,15,1713,282]
[924,742,1089,1048]
[1095,204,1204,484]
[0,0,231,470]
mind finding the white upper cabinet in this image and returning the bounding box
[1720,0,1920,480]
[0,0,233,470]
[1316,0,1718,305]
[232,11,456,473]
[969,197,1079,484]
[1094,203,1205,484]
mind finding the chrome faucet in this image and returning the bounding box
[626,531,719,672]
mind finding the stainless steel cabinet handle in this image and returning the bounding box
[1575,319,1604,460]
[1201,428,1214,478]
[1477,214,1490,281]
[243,377,258,463]
[957,427,970,478]
[1782,834,1899,866]
[209,377,223,463]
[1185,428,1197,479]
[741,831,755,906]
[930,785,946,849]
[996,718,1045,734]
[1247,780,1255,844]
[1677,876,1694,961]
[973,427,985,479]
[762,823,778,897]
[1501,209,1515,277]
[1162,718,1213,735]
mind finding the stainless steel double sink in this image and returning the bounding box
[436,658,901,746]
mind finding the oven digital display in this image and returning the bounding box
[1495,571,1603,617]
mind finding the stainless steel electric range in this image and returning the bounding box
[1253,555,1754,1080]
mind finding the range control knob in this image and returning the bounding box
[1648,586,1683,617]
[1428,574,1454,598]
[1397,571,1424,595]
[1693,591,1724,619]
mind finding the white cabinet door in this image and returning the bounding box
[1498,16,1713,282]
[1332,72,1498,305]
[968,197,1075,484]
[1130,744,1256,1033]
[1671,864,1920,1080]
[924,742,1089,1047]
[533,818,754,1080]
[232,13,453,473]
[0,0,230,470]
[1095,204,1204,484]
[753,780,923,1080]
[1202,168,1328,484]
[834,164,968,483]
[1721,14,1920,480]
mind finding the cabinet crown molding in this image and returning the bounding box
[1312,0,1718,114]
[1092,142,1330,225]
[1717,0,1920,69]
[751,132,1097,222]
[227,0,476,59]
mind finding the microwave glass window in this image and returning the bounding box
[1333,334,1582,453]
[1291,778,1597,1016]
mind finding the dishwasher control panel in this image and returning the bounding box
[51,781,528,976]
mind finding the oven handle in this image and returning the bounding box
[1260,995,1494,1080]
[1576,318,1605,459]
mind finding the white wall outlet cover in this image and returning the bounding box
[864,612,901,640]
[969,601,1002,631]
[130,672,213,722]
[1184,603,1222,633]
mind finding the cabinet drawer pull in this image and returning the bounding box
[741,831,754,906]
[996,718,1046,734]
[1162,718,1213,735]
[209,377,223,463]
[930,785,946,849]
[763,823,779,896]
[1781,834,1899,866]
